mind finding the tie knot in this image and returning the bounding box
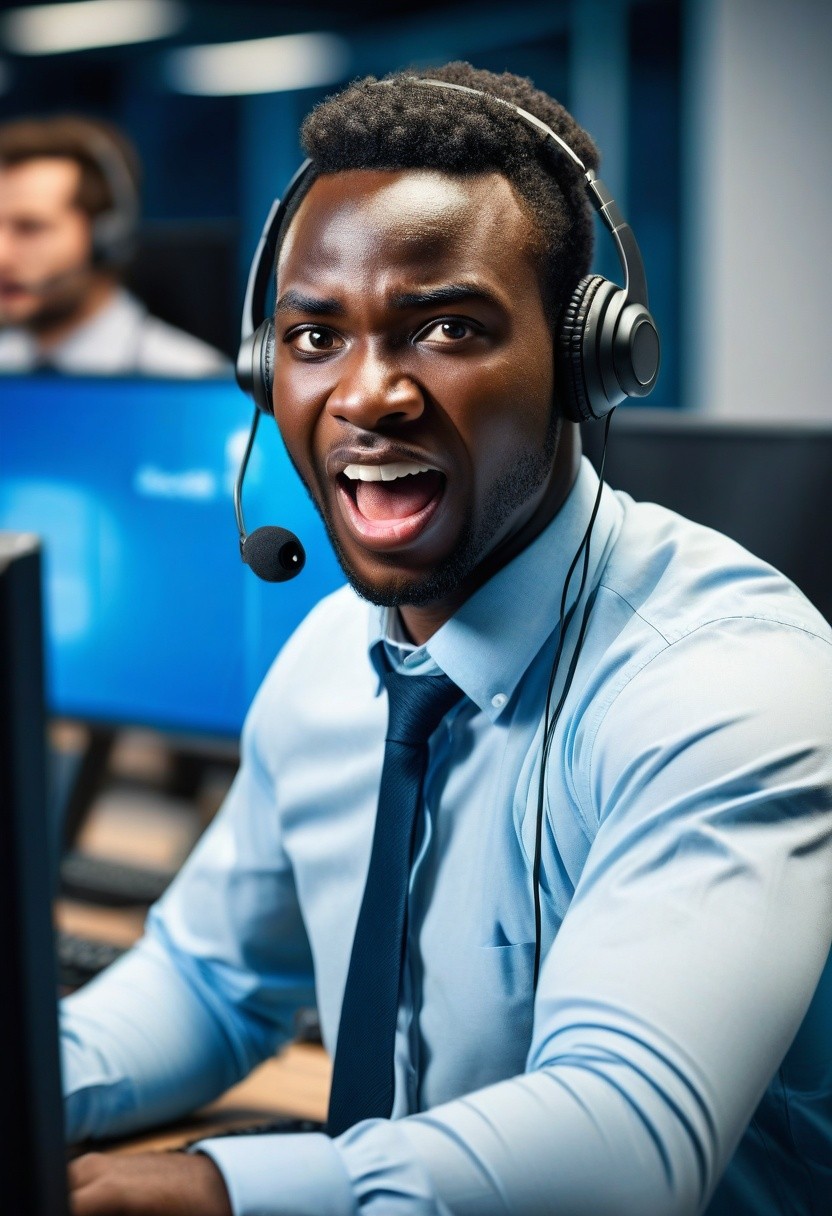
[383,669,463,747]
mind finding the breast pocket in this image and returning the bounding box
[475,941,536,1074]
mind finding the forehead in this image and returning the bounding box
[277,168,539,293]
[0,157,81,215]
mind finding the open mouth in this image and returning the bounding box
[336,460,446,548]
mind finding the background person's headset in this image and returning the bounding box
[81,125,140,269]
[233,77,660,583]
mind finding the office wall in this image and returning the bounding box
[683,0,832,418]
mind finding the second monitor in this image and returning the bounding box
[0,375,345,740]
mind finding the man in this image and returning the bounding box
[64,64,832,1215]
[0,115,229,376]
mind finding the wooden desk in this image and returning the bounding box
[109,1043,331,1155]
[56,899,147,948]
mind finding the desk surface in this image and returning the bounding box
[108,1043,332,1155]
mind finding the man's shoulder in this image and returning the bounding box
[243,584,381,756]
[257,583,373,692]
[603,489,831,648]
[135,310,231,377]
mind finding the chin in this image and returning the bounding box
[331,527,483,611]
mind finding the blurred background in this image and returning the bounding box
[2,0,829,414]
[1,0,830,955]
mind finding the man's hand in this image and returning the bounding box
[69,1150,233,1216]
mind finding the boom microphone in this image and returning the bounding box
[233,408,306,583]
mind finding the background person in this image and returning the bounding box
[0,114,229,376]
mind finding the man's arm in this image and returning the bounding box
[62,698,316,1144]
[193,617,832,1216]
[64,615,832,1215]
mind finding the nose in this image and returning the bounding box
[325,342,424,430]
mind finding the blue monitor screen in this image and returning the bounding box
[0,376,345,738]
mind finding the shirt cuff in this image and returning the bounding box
[191,1132,356,1216]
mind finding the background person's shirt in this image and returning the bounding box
[61,459,832,1216]
[0,286,230,376]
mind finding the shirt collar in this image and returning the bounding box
[0,288,145,373]
[367,457,623,720]
[51,288,146,373]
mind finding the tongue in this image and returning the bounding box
[354,471,441,521]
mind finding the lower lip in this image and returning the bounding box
[335,479,444,550]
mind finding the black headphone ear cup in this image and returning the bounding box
[91,210,134,268]
[261,319,275,409]
[235,319,274,414]
[557,275,606,423]
[558,275,660,422]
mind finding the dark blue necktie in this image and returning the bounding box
[326,668,463,1136]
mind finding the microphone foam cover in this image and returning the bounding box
[242,526,306,582]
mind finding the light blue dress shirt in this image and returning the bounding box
[61,459,832,1216]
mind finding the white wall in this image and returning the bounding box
[683,0,832,417]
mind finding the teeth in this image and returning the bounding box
[342,461,435,482]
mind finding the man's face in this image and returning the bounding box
[0,157,94,327]
[275,168,564,617]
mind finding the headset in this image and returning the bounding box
[80,125,140,269]
[233,77,660,582]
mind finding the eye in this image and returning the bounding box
[416,318,480,345]
[288,327,344,354]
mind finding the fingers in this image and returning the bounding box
[68,1152,123,1216]
[66,1150,233,1216]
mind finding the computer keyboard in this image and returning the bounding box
[59,851,173,907]
[57,931,127,989]
[182,1114,326,1149]
[294,1006,323,1044]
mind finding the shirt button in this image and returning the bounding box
[491,692,508,709]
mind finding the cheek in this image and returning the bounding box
[34,227,88,275]
[65,215,92,262]
[439,353,555,473]
[273,360,330,481]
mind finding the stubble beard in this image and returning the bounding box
[293,410,560,610]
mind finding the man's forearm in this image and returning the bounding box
[61,935,249,1143]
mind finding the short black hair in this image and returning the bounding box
[300,62,600,323]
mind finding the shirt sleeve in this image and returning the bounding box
[198,617,832,1216]
[61,694,316,1144]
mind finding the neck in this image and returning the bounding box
[399,422,583,646]
[34,274,118,351]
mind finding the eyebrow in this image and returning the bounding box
[275,289,344,316]
[389,283,499,310]
[274,282,499,317]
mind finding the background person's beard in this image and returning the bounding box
[26,272,94,335]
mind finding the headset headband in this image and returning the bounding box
[236,76,660,424]
[81,126,140,266]
[241,77,649,343]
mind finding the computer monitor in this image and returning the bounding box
[0,533,69,1214]
[582,409,832,626]
[0,376,345,739]
[124,219,239,360]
